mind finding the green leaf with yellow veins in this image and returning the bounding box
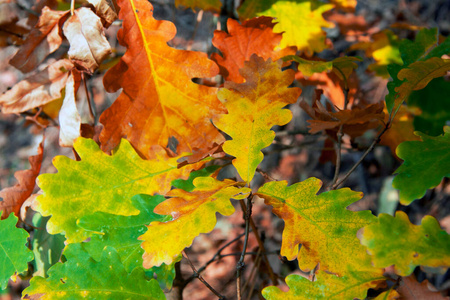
[140,177,251,267]
[238,0,334,56]
[256,178,377,275]
[213,55,301,182]
[359,211,450,276]
[262,270,385,300]
[78,195,171,273]
[36,137,201,243]
[0,212,34,290]
[392,127,450,205]
[23,244,165,300]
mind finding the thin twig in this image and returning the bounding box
[237,196,253,300]
[187,10,203,51]
[182,250,226,300]
[239,201,278,286]
[330,121,391,190]
[70,0,75,15]
[256,168,277,182]
[186,232,247,283]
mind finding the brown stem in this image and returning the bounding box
[182,251,226,299]
[236,196,252,300]
[82,73,97,124]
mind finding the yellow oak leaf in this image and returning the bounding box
[256,178,378,276]
[36,138,201,243]
[213,55,301,182]
[140,177,251,267]
[238,0,334,56]
[99,0,225,157]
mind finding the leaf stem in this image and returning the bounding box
[182,250,226,300]
[82,73,97,124]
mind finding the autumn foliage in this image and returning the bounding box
[0,0,449,299]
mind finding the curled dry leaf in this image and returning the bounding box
[63,7,112,74]
[398,274,448,300]
[0,59,74,114]
[0,139,44,220]
[86,0,118,27]
[59,70,82,147]
[9,7,70,73]
[211,17,296,83]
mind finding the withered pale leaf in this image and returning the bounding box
[59,70,82,147]
[87,0,118,27]
[0,59,74,114]
[9,7,69,73]
[63,7,112,73]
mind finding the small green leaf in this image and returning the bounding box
[0,211,34,290]
[359,211,450,276]
[393,127,450,204]
[23,244,165,299]
[172,165,220,192]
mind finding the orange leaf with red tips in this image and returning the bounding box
[212,17,296,83]
[0,59,74,114]
[0,139,44,220]
[9,7,69,73]
[99,0,225,157]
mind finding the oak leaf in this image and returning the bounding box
[359,211,450,276]
[213,56,301,182]
[256,178,377,275]
[63,7,112,74]
[238,0,334,56]
[0,140,43,219]
[23,244,165,300]
[9,7,69,73]
[262,270,385,300]
[99,0,224,157]
[329,0,356,11]
[0,59,74,114]
[175,0,222,13]
[392,127,450,204]
[0,212,34,290]
[36,138,202,243]
[140,177,251,267]
[211,17,296,83]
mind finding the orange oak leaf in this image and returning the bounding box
[99,0,225,157]
[0,59,74,114]
[0,139,44,219]
[63,7,112,74]
[301,97,385,139]
[9,7,69,73]
[211,17,296,83]
[59,70,82,147]
[140,177,251,267]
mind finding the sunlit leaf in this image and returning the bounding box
[36,138,201,243]
[140,177,251,267]
[100,0,224,157]
[213,55,301,182]
[359,211,450,276]
[238,0,334,56]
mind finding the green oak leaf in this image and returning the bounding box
[392,127,450,204]
[0,212,34,289]
[36,137,198,243]
[78,194,176,290]
[171,165,221,192]
[262,270,385,300]
[359,211,450,276]
[23,244,165,299]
